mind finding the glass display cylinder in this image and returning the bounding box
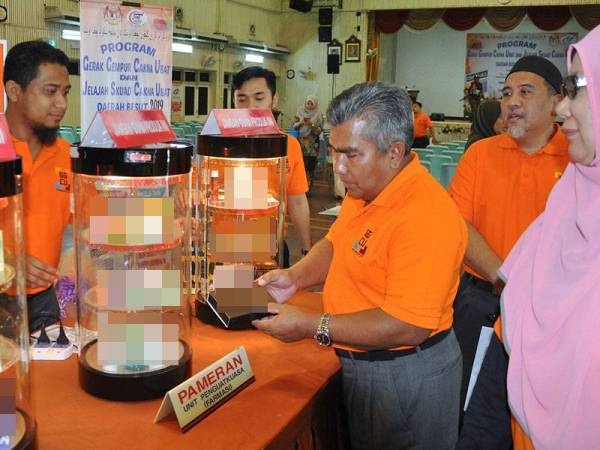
[72,143,193,401]
[0,156,35,448]
[195,135,287,329]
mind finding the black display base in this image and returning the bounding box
[79,340,192,401]
[195,295,272,330]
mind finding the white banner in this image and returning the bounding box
[80,1,173,133]
[466,32,578,98]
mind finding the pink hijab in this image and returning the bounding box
[500,26,600,450]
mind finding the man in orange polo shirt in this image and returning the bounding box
[254,82,467,449]
[232,67,311,266]
[3,41,72,331]
[412,100,438,148]
[450,56,569,449]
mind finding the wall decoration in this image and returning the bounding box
[344,35,361,62]
[327,39,342,65]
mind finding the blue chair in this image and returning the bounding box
[440,163,458,189]
[413,148,433,161]
[425,154,452,183]
[172,127,186,138]
[58,130,76,143]
[441,151,463,163]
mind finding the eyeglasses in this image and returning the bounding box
[561,74,587,99]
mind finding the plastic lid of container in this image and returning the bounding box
[198,134,287,159]
[71,141,192,177]
[0,156,22,197]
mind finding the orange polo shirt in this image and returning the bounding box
[14,136,72,295]
[449,127,568,450]
[285,134,308,197]
[323,153,467,352]
[449,125,569,280]
[413,112,433,138]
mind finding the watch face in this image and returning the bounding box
[286,69,295,80]
[316,333,331,347]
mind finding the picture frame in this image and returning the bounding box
[327,39,342,65]
[344,35,361,63]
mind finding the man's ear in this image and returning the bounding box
[5,80,21,103]
[388,141,406,168]
[551,92,563,116]
[272,92,279,109]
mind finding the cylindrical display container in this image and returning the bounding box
[72,143,193,401]
[0,156,36,448]
[195,134,287,329]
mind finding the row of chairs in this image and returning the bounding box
[414,141,467,189]
[58,125,81,143]
[172,121,203,139]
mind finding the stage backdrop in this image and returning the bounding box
[80,1,173,133]
[466,32,578,98]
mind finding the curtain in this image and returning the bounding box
[443,8,486,31]
[485,7,526,32]
[374,9,408,34]
[406,9,444,31]
[570,5,600,31]
[366,13,381,81]
[527,6,571,31]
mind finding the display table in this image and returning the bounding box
[433,120,471,142]
[32,291,345,450]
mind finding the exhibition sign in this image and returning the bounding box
[80,1,173,133]
[465,32,578,98]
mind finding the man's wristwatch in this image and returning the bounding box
[314,313,332,347]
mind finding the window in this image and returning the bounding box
[198,86,208,116]
[185,86,195,116]
[185,71,196,82]
[67,60,79,76]
[199,72,210,82]
[172,70,182,82]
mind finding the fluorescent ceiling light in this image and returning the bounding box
[172,42,193,54]
[62,29,80,41]
[245,53,264,63]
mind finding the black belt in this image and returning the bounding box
[464,273,502,295]
[334,329,451,362]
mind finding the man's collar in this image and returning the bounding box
[370,154,420,208]
[497,123,566,156]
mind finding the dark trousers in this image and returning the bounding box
[455,334,512,450]
[412,136,430,149]
[0,286,60,333]
[453,273,501,414]
[339,331,462,450]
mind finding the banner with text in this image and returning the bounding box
[80,1,173,133]
[466,32,578,98]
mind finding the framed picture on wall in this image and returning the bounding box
[327,39,342,65]
[344,35,361,63]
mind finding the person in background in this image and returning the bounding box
[293,95,323,188]
[254,82,466,450]
[500,25,600,450]
[2,41,72,331]
[233,67,312,265]
[466,75,484,120]
[412,100,438,148]
[465,99,505,151]
[451,55,569,450]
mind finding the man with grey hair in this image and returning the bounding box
[253,82,466,449]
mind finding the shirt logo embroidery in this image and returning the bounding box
[352,229,373,256]
[55,167,71,193]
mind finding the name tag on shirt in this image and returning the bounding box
[54,167,72,193]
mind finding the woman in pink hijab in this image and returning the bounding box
[499,25,600,450]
